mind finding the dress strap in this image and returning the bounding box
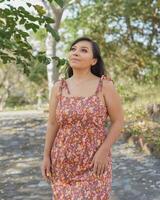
[59,78,70,96]
[95,75,113,95]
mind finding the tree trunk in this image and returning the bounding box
[43,0,76,98]
[43,1,64,99]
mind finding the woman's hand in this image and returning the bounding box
[91,146,109,177]
[41,156,52,182]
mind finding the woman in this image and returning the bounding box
[41,37,124,199]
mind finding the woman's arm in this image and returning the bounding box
[43,81,60,158]
[101,80,124,152]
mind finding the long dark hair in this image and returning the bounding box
[66,37,107,78]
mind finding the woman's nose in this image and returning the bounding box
[72,49,79,56]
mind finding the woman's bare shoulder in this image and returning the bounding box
[102,76,122,109]
[51,80,62,97]
[102,75,114,85]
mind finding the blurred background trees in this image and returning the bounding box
[0,0,64,110]
[1,0,159,108]
[0,0,160,155]
[61,0,160,84]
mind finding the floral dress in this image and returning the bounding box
[50,75,113,200]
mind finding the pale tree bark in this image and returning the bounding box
[42,0,81,99]
[42,1,63,98]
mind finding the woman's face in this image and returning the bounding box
[68,40,97,70]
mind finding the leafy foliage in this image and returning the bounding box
[0,0,61,68]
[62,0,160,83]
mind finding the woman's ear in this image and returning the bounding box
[92,58,97,66]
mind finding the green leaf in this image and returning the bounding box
[19,17,26,24]
[54,0,64,8]
[27,14,38,22]
[52,56,59,60]
[18,30,29,38]
[45,24,60,41]
[0,19,5,26]
[25,23,39,32]
[47,0,64,7]
[59,58,66,65]
[33,5,46,16]
[0,3,59,67]
[52,57,66,68]
[14,34,21,42]
[37,53,51,65]
[16,57,22,64]
[43,16,55,23]
[26,3,32,7]
[18,6,26,12]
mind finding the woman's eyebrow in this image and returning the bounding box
[81,46,89,49]
[72,45,89,49]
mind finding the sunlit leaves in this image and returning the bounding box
[33,5,46,16]
[48,0,64,8]
[45,24,60,41]
[62,0,160,83]
[52,56,67,67]
[0,1,60,67]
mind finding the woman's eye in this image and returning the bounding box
[70,47,87,52]
[70,47,76,51]
[81,49,87,52]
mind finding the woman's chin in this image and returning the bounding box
[70,65,82,69]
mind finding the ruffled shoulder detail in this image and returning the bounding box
[101,75,114,83]
[58,78,70,95]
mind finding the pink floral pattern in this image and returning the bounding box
[50,75,113,200]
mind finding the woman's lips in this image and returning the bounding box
[71,58,80,62]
